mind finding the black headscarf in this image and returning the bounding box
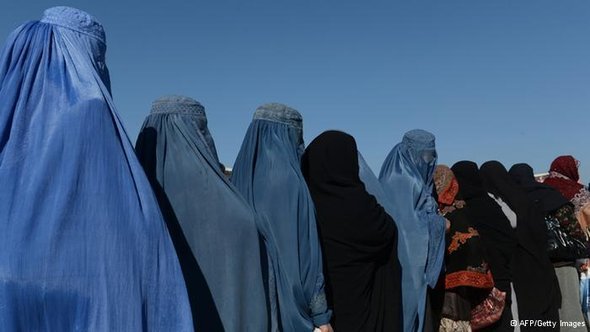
[451,161,516,330]
[480,161,560,329]
[451,161,488,200]
[480,161,535,218]
[451,161,516,259]
[302,130,402,332]
[509,163,569,214]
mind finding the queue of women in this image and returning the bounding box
[1,6,589,332]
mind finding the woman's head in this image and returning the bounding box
[550,155,580,182]
[434,165,459,206]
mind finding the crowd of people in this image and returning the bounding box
[1,6,589,332]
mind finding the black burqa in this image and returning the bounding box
[480,161,560,330]
[451,161,516,331]
[302,130,402,332]
[508,163,569,215]
[510,163,587,258]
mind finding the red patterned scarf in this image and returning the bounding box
[544,155,583,200]
[434,165,466,215]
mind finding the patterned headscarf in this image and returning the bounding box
[434,165,466,215]
[544,155,588,212]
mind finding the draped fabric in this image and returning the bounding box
[378,129,446,332]
[480,161,538,219]
[302,130,402,331]
[509,164,588,330]
[480,161,561,330]
[433,166,500,330]
[434,166,495,292]
[135,96,270,332]
[509,163,570,214]
[545,156,590,246]
[0,7,193,331]
[544,156,590,224]
[358,151,389,207]
[510,163,587,243]
[451,161,516,331]
[231,103,330,331]
[545,156,584,201]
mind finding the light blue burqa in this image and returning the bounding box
[231,103,331,331]
[135,96,271,332]
[378,129,446,332]
[0,7,193,331]
[358,152,391,210]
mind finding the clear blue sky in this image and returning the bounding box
[1,0,589,181]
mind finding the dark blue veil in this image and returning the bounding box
[0,7,193,331]
[231,103,331,331]
[135,96,271,332]
[378,129,446,332]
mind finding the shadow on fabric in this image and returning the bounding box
[136,128,223,332]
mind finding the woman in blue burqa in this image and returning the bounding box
[0,7,193,331]
[231,103,333,332]
[135,96,272,332]
[378,129,447,332]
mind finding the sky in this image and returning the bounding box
[1,0,589,181]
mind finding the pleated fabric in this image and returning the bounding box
[135,96,271,332]
[378,129,446,332]
[231,103,331,331]
[0,7,193,331]
[302,130,402,332]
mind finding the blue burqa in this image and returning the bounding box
[358,152,391,209]
[378,129,446,332]
[231,103,331,331]
[0,7,193,331]
[135,96,271,332]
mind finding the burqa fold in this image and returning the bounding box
[509,163,569,215]
[451,160,517,330]
[135,96,271,332]
[302,130,402,332]
[358,151,391,210]
[378,129,446,332]
[480,161,561,330]
[231,103,331,331]
[0,7,193,331]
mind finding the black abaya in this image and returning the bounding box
[302,130,402,332]
[480,161,561,331]
[452,161,517,331]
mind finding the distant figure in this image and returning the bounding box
[221,164,233,177]
[378,129,446,332]
[0,7,192,331]
[135,96,272,331]
[231,103,333,332]
[302,130,402,332]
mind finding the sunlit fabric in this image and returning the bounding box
[231,103,331,331]
[135,96,271,332]
[358,151,390,209]
[0,7,193,331]
[378,129,446,332]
